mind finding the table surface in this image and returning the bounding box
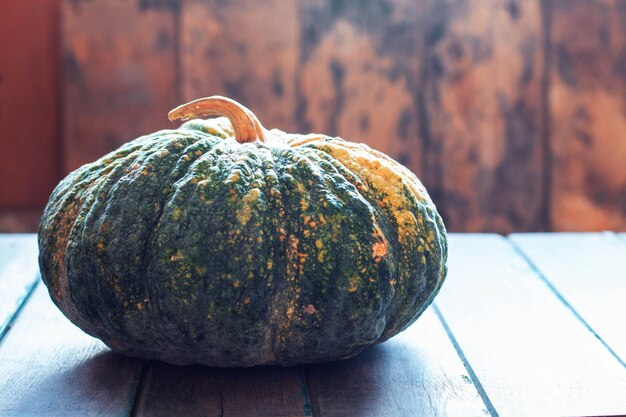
[1,233,625,417]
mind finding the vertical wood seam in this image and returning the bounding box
[540,0,554,232]
[173,0,182,104]
[432,304,499,417]
[292,0,301,134]
[59,0,69,177]
[417,88,436,198]
[507,236,626,370]
[54,0,64,183]
[418,3,442,216]
[294,40,308,133]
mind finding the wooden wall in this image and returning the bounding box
[1,0,626,232]
[0,0,59,209]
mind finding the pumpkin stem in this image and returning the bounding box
[168,96,265,143]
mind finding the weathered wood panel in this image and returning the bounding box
[547,0,626,231]
[0,0,59,208]
[303,308,487,417]
[6,0,626,231]
[134,361,310,417]
[179,0,298,132]
[297,0,425,177]
[422,0,546,232]
[0,284,144,417]
[435,234,626,416]
[62,0,179,172]
[510,232,626,365]
[0,235,40,341]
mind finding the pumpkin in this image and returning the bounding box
[38,96,448,366]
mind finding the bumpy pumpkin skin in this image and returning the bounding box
[39,106,447,367]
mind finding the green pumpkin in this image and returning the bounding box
[38,96,447,366]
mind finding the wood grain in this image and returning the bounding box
[62,0,178,173]
[547,0,626,231]
[510,232,626,365]
[134,361,310,417]
[422,0,546,233]
[303,308,487,417]
[3,233,626,415]
[6,0,626,231]
[0,235,40,340]
[0,284,144,417]
[6,1,626,231]
[435,234,626,416]
[179,0,298,132]
[0,0,59,208]
[297,0,425,176]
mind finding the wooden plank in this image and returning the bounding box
[510,232,626,365]
[0,284,144,417]
[422,0,546,232]
[62,0,178,173]
[134,361,310,416]
[297,0,425,177]
[548,0,626,230]
[180,0,298,132]
[0,0,59,208]
[0,234,40,340]
[303,308,488,417]
[435,234,626,416]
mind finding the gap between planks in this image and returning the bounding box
[0,235,41,343]
[0,284,146,417]
[131,307,486,417]
[0,234,486,417]
[6,233,626,416]
[435,233,626,417]
[509,232,626,369]
[432,304,499,417]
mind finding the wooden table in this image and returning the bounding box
[1,233,625,417]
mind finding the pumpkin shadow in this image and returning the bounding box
[7,341,431,415]
[136,358,314,414]
[303,343,419,416]
[6,349,145,414]
[124,346,398,416]
[135,342,413,416]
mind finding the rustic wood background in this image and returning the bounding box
[1,0,626,233]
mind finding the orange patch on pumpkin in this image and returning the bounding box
[372,241,387,257]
